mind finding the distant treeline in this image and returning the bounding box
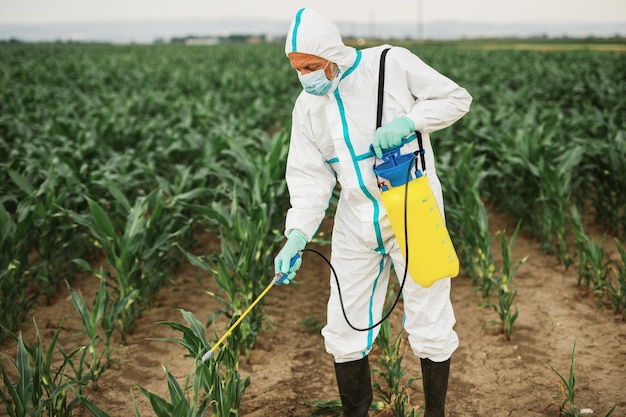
[1,34,624,45]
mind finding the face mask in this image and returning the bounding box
[298,62,341,96]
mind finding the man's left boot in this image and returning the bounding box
[420,357,451,417]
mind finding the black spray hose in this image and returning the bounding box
[301,154,418,332]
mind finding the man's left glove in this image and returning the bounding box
[274,230,307,284]
[372,116,416,158]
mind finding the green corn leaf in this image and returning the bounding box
[31,322,43,401]
[15,333,31,412]
[1,362,21,417]
[107,185,131,212]
[171,398,190,415]
[152,321,202,357]
[123,198,149,249]
[177,245,213,272]
[85,197,117,242]
[138,385,174,417]
[79,395,112,417]
[170,187,210,205]
[67,283,96,337]
[92,278,111,325]
[179,309,210,348]
[72,258,95,274]
[8,169,35,195]
[164,366,185,404]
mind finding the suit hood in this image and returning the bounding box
[285,8,357,68]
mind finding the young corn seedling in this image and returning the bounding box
[372,317,421,417]
[473,204,498,302]
[496,222,526,340]
[148,309,251,417]
[66,277,119,390]
[586,131,626,238]
[535,146,582,269]
[135,365,211,417]
[548,339,580,417]
[548,339,617,417]
[7,167,90,302]
[0,201,37,337]
[182,190,279,357]
[68,188,187,340]
[0,320,109,417]
[570,206,612,306]
[483,222,526,340]
[607,239,626,317]
[437,145,494,296]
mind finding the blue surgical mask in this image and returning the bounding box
[298,62,340,96]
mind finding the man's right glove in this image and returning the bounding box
[372,116,416,158]
[274,230,307,284]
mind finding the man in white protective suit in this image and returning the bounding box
[273,8,472,417]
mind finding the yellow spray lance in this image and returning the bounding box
[201,254,300,363]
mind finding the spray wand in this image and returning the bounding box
[201,253,301,363]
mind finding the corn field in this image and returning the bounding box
[1,40,625,416]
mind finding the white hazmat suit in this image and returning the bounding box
[283,8,472,364]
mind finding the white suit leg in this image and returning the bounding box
[388,241,459,361]
[321,211,392,363]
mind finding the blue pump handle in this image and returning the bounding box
[370,131,421,160]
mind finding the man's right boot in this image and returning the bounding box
[334,356,373,417]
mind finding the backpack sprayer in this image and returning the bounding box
[373,137,459,289]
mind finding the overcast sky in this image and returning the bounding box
[1,0,626,25]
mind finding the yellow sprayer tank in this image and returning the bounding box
[375,146,459,288]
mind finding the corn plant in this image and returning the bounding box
[548,339,580,417]
[144,309,251,417]
[5,166,90,302]
[535,146,582,269]
[66,277,119,390]
[182,196,282,356]
[583,131,626,239]
[0,201,37,336]
[0,320,109,417]
[471,204,499,301]
[548,339,617,417]
[438,146,496,298]
[372,317,421,417]
[174,129,290,356]
[68,189,188,339]
[488,223,526,340]
[135,365,211,417]
[609,239,626,317]
[570,206,612,307]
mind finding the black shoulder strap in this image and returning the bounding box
[416,131,426,172]
[376,46,426,173]
[376,47,391,129]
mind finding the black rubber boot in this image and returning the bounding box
[334,356,373,417]
[420,357,451,417]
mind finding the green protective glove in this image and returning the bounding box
[372,116,416,158]
[274,230,307,284]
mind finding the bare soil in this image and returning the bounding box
[2,210,625,417]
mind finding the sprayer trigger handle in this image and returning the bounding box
[275,253,302,285]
